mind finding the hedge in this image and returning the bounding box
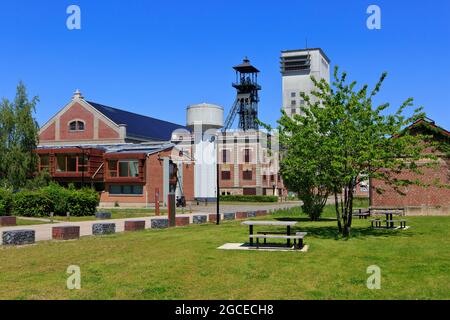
[0,188,13,216]
[12,190,53,217]
[219,195,278,202]
[67,188,99,216]
[41,183,71,215]
[2,185,100,218]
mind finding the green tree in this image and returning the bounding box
[276,67,435,236]
[0,82,40,189]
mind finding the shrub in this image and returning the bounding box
[12,190,53,217]
[0,188,13,216]
[41,183,71,215]
[67,188,99,216]
[219,195,278,202]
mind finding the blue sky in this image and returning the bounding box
[0,0,449,129]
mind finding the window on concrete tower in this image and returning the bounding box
[291,92,296,98]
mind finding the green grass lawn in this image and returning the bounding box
[1,206,449,300]
[16,218,53,226]
[50,207,201,222]
[51,210,156,222]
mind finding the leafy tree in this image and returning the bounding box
[275,110,331,221]
[0,82,40,189]
[276,67,435,236]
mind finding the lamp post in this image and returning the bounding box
[216,160,220,225]
[210,134,220,225]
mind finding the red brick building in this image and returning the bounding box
[370,118,450,215]
[38,90,287,207]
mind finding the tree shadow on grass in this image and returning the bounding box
[274,217,337,222]
[288,225,415,240]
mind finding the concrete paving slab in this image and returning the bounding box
[217,242,309,252]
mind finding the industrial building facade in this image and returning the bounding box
[37,91,284,207]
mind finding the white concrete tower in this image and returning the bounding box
[186,103,224,200]
[280,48,330,117]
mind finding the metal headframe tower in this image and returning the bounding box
[223,57,261,131]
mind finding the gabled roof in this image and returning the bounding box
[408,118,450,138]
[88,101,186,141]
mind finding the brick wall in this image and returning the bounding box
[59,102,95,140]
[371,158,450,208]
[39,101,122,144]
[98,119,120,139]
[40,122,55,141]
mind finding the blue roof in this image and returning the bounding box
[88,101,186,141]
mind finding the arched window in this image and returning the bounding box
[69,120,85,131]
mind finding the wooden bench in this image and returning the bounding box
[352,210,370,219]
[370,219,382,228]
[385,219,407,228]
[371,219,407,228]
[250,232,307,249]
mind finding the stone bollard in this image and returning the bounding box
[193,215,207,224]
[235,212,249,219]
[150,218,169,229]
[52,226,80,240]
[95,212,112,219]
[175,216,189,227]
[256,210,267,217]
[124,220,145,231]
[247,211,257,218]
[208,213,222,222]
[92,223,115,235]
[2,230,35,245]
[223,212,236,220]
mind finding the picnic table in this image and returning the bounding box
[352,209,370,219]
[241,220,304,248]
[370,208,406,229]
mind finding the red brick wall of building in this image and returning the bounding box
[59,102,95,140]
[239,164,256,187]
[371,159,450,208]
[39,101,121,144]
[40,122,55,141]
[99,119,120,139]
[219,164,235,188]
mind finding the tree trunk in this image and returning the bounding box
[334,192,342,232]
[342,181,355,237]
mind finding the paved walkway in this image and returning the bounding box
[1,202,301,244]
[1,214,204,243]
[177,201,301,214]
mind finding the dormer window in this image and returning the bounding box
[69,120,85,131]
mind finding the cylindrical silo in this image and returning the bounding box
[186,103,223,200]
